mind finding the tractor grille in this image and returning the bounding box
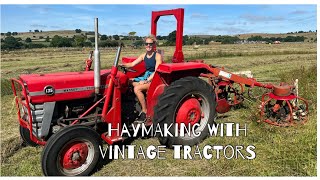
[22,101,44,138]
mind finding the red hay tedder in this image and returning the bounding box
[11,8,308,176]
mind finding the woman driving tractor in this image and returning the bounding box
[120,34,162,122]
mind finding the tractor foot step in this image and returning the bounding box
[129,121,146,130]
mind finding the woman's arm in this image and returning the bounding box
[120,54,144,68]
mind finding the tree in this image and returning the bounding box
[88,37,95,42]
[45,36,50,42]
[99,40,119,47]
[25,37,32,43]
[34,29,39,33]
[75,29,82,33]
[6,32,11,36]
[73,35,87,47]
[50,35,73,47]
[12,32,18,36]
[128,31,136,41]
[121,36,129,40]
[183,35,189,45]
[51,35,61,46]
[113,35,119,40]
[83,41,92,47]
[165,30,176,46]
[100,35,107,40]
[24,43,47,49]
[248,36,263,41]
[1,36,22,49]
[132,40,144,47]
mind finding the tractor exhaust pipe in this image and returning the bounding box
[94,18,100,94]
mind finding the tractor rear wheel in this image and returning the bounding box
[153,76,216,148]
[20,125,38,147]
[41,125,101,176]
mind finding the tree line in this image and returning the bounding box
[247,35,306,43]
[1,28,314,50]
[1,34,126,50]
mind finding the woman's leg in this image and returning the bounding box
[132,81,139,87]
[133,83,150,113]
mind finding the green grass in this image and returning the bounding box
[1,79,12,97]
[0,43,317,176]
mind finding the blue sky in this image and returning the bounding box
[1,4,317,36]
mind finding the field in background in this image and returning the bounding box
[0,43,317,176]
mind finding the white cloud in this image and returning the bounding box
[240,14,284,22]
[190,13,208,19]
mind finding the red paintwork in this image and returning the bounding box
[151,8,184,63]
[61,141,88,169]
[100,86,123,144]
[85,59,93,71]
[102,66,117,119]
[269,93,296,100]
[216,99,230,114]
[100,66,124,144]
[157,62,210,73]
[145,72,166,124]
[176,98,201,126]
[217,81,230,86]
[19,70,128,104]
[85,51,93,71]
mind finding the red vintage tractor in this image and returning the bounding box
[11,8,308,176]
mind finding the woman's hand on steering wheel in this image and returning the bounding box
[118,64,137,73]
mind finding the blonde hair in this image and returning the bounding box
[144,34,157,43]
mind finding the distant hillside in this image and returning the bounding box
[237,32,317,41]
[189,32,317,42]
[1,30,96,42]
[1,30,317,43]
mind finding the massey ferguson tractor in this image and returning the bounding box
[11,8,308,176]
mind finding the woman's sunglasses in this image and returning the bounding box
[145,42,154,46]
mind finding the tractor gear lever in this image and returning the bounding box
[113,46,122,67]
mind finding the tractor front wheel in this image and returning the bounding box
[153,76,217,148]
[19,125,38,147]
[41,125,101,176]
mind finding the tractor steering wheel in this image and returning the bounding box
[118,64,137,73]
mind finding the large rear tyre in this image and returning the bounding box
[20,125,38,147]
[153,76,216,148]
[41,125,101,176]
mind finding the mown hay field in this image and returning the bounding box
[0,42,317,176]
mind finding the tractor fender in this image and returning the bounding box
[146,62,212,120]
[156,62,212,84]
[156,62,211,75]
